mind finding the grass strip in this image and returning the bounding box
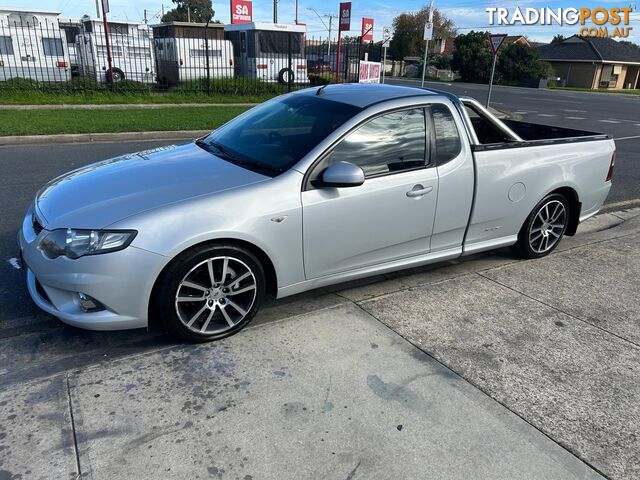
[0,106,251,136]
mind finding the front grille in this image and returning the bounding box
[32,212,43,235]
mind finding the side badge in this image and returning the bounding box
[270,215,288,223]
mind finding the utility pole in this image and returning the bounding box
[143,9,147,24]
[100,0,115,90]
[273,0,278,23]
[307,8,334,60]
[187,6,191,22]
[421,0,434,88]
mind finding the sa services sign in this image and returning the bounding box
[339,2,352,32]
[231,0,252,24]
[361,18,374,42]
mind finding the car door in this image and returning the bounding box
[301,107,439,279]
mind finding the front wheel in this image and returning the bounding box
[156,244,266,342]
[513,193,569,259]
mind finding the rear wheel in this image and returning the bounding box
[106,67,125,83]
[513,193,569,259]
[156,244,265,342]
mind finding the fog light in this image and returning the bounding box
[77,292,105,312]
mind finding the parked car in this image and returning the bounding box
[18,84,615,342]
[308,60,332,74]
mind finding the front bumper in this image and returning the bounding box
[18,208,167,331]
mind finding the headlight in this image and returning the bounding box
[38,228,137,259]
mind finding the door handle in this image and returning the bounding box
[406,185,433,198]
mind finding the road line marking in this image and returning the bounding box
[566,116,587,120]
[599,119,621,123]
[603,198,640,209]
[514,111,530,114]
[563,109,587,112]
[614,135,640,141]
[7,258,21,270]
[537,113,556,117]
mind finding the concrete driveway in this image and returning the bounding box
[1,209,638,480]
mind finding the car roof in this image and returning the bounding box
[292,83,440,109]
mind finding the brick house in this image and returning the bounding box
[537,35,640,89]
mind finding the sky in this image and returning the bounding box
[1,0,638,44]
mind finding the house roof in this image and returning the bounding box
[538,35,640,64]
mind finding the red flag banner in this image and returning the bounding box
[339,2,352,32]
[361,18,374,42]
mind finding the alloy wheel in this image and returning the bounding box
[528,199,567,254]
[174,256,257,335]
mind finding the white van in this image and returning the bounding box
[224,22,307,84]
[76,16,155,84]
[152,22,233,85]
[0,8,71,82]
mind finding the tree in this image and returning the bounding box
[451,31,493,83]
[550,34,565,44]
[161,0,214,22]
[498,43,553,81]
[389,7,456,60]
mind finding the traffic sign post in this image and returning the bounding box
[382,26,391,83]
[487,33,507,108]
[420,0,434,88]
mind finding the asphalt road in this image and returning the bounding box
[389,78,640,206]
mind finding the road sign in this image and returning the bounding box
[361,18,374,42]
[382,26,391,47]
[489,33,507,54]
[339,2,351,32]
[423,21,433,41]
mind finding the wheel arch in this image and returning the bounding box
[548,186,581,236]
[147,237,278,331]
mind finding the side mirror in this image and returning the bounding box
[320,161,365,188]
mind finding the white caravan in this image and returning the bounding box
[0,8,71,82]
[152,22,233,84]
[76,16,155,84]
[224,22,307,84]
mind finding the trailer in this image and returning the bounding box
[58,18,81,76]
[76,16,155,84]
[224,22,307,84]
[152,22,234,85]
[0,8,71,82]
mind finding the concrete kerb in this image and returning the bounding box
[0,130,210,146]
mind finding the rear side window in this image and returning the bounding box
[0,36,14,55]
[330,108,427,177]
[431,104,461,165]
[42,38,64,56]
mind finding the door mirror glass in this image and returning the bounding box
[320,161,365,188]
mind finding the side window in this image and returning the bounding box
[42,38,64,57]
[330,108,427,177]
[0,36,14,56]
[431,104,462,165]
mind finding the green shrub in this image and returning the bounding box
[170,77,289,96]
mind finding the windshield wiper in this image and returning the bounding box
[196,139,283,173]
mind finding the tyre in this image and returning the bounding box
[155,244,266,343]
[277,67,294,85]
[106,67,125,83]
[513,193,570,259]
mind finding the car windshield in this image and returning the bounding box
[200,94,362,173]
